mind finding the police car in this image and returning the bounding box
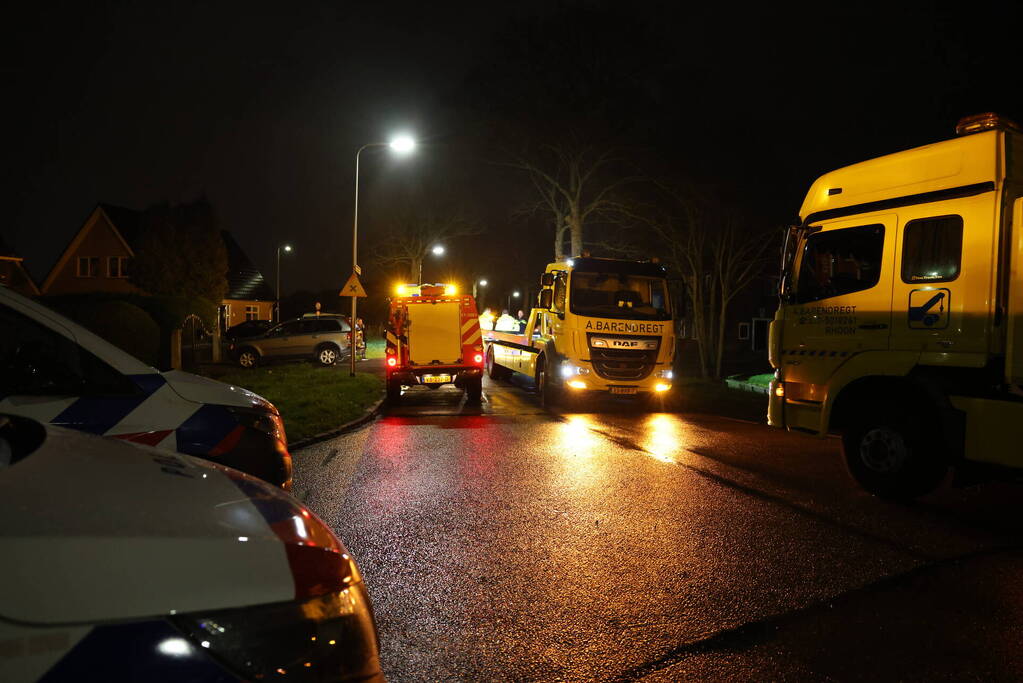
[0,414,382,682]
[0,288,292,489]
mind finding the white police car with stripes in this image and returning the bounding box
[0,414,382,682]
[0,288,292,489]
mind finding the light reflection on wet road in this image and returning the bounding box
[293,377,1023,681]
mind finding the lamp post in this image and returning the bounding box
[418,244,445,285]
[350,135,416,376]
[275,244,293,323]
[473,278,488,301]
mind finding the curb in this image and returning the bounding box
[289,395,386,451]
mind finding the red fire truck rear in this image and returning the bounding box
[384,283,484,403]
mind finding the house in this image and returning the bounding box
[0,235,40,296]
[41,204,274,329]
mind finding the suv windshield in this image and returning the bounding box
[569,271,670,320]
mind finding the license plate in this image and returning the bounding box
[610,386,638,395]
[422,374,451,384]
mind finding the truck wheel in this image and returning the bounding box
[465,376,483,404]
[316,344,339,366]
[386,379,402,403]
[841,408,948,500]
[536,357,561,408]
[237,348,259,369]
[486,347,510,380]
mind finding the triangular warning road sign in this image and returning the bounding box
[340,273,367,298]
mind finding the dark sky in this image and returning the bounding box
[6,1,1020,297]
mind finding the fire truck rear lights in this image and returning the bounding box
[387,357,397,367]
[955,112,1020,136]
[473,354,484,364]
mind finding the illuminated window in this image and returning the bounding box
[245,305,259,321]
[901,215,963,283]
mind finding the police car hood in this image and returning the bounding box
[161,369,276,413]
[0,423,330,625]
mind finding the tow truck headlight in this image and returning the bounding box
[567,380,587,390]
[654,383,671,393]
[656,369,673,379]
[560,364,590,378]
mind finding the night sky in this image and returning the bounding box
[6,1,1021,300]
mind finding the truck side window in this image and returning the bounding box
[796,224,884,303]
[553,273,567,313]
[901,215,963,283]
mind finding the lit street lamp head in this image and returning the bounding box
[479,279,488,287]
[389,135,416,154]
[512,291,521,297]
[283,244,293,253]
[432,245,445,256]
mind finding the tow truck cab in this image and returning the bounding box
[484,256,675,406]
[384,283,484,403]
[769,113,1023,498]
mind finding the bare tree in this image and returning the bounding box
[369,201,482,284]
[621,184,774,378]
[505,143,635,260]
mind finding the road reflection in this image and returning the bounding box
[640,413,683,464]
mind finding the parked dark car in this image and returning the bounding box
[224,319,273,341]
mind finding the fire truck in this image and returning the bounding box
[384,283,484,403]
[483,256,675,407]
[769,113,1023,499]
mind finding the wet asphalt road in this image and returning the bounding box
[293,376,1023,682]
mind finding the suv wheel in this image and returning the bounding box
[317,344,339,366]
[237,348,259,369]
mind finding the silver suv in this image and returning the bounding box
[230,316,358,368]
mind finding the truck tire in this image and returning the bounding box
[465,375,483,403]
[486,347,510,380]
[536,357,561,409]
[841,407,948,500]
[386,378,402,404]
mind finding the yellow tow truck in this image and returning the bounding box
[483,256,675,407]
[769,113,1023,498]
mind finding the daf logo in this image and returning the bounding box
[590,336,659,350]
[612,340,639,348]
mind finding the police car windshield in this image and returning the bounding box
[569,271,670,320]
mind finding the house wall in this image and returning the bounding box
[222,299,273,328]
[44,211,139,295]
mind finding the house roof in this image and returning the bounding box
[221,231,274,301]
[45,203,273,301]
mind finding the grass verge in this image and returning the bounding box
[202,363,384,443]
[667,377,768,422]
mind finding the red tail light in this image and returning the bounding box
[473,353,484,364]
[387,357,397,367]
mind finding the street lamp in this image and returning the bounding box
[350,134,416,376]
[508,289,520,312]
[473,278,488,300]
[419,244,444,285]
[275,244,293,323]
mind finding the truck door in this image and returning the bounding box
[781,215,895,404]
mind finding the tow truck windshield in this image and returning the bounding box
[569,271,670,321]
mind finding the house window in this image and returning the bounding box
[107,257,130,278]
[77,256,100,278]
[738,322,751,341]
[245,305,259,321]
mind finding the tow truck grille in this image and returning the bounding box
[590,348,657,381]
